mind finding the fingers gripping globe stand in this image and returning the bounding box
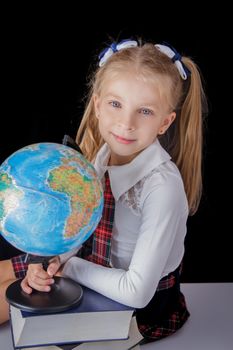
[1,135,104,313]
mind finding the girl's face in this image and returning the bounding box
[94,72,176,165]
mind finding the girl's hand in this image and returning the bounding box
[21,256,61,294]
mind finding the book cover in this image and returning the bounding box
[10,286,134,349]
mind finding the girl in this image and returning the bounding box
[0,39,207,342]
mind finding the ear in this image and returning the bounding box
[159,112,176,135]
[93,94,100,119]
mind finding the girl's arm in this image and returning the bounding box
[62,179,188,308]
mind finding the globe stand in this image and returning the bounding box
[6,254,83,313]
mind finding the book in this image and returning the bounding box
[19,316,143,350]
[73,316,143,350]
[9,285,134,349]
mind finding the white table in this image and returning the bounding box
[1,283,233,350]
[143,283,233,350]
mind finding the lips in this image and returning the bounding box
[111,133,136,144]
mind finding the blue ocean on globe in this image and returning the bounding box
[0,143,103,256]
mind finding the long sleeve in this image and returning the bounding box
[62,175,188,308]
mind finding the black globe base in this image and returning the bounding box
[6,276,83,313]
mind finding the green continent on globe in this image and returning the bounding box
[48,156,102,238]
[0,173,23,229]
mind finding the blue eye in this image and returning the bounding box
[110,101,121,108]
[140,108,153,116]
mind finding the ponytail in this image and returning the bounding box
[169,58,207,215]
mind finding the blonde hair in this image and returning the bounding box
[76,43,207,215]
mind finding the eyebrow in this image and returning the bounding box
[105,93,158,108]
[104,93,123,100]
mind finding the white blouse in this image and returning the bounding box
[62,139,189,308]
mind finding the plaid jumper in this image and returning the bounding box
[11,171,189,342]
[86,171,114,266]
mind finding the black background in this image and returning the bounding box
[1,6,231,282]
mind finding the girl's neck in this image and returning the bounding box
[108,151,140,166]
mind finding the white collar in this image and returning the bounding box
[94,139,171,200]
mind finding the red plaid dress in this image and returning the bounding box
[11,170,190,342]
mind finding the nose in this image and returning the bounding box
[117,111,135,131]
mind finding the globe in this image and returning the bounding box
[0,142,104,256]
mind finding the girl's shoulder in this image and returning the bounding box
[142,161,188,212]
[142,159,183,188]
[119,160,187,215]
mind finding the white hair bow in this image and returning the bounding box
[98,39,138,67]
[155,43,190,80]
